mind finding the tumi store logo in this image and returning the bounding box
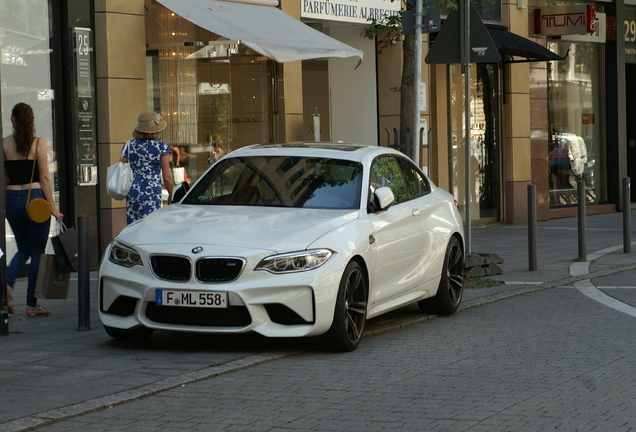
[535,5,596,36]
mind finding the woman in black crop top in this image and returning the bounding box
[3,103,63,316]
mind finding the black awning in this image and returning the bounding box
[488,28,565,63]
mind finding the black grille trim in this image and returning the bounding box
[151,255,192,282]
[145,303,251,327]
[196,257,245,283]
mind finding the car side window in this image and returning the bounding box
[396,157,430,198]
[369,156,410,204]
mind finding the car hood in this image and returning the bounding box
[118,205,360,253]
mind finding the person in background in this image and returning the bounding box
[122,111,173,224]
[3,103,63,316]
[213,140,226,162]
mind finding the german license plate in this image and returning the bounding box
[155,289,228,308]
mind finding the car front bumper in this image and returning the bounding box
[98,244,345,338]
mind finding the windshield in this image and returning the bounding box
[182,156,363,209]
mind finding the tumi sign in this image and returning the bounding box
[535,5,597,36]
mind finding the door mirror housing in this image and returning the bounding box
[374,187,395,211]
[171,181,190,203]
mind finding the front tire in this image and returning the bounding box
[104,325,154,342]
[418,236,464,315]
[319,261,368,352]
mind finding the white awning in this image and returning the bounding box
[156,0,363,64]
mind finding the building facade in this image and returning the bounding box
[1,0,632,268]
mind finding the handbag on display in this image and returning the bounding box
[106,141,133,200]
[26,138,52,223]
[34,253,70,299]
[51,222,78,274]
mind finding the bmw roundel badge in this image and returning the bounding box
[192,246,203,254]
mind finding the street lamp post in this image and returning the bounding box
[461,0,472,254]
[412,0,423,168]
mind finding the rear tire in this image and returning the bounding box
[104,325,154,342]
[418,236,464,315]
[319,261,368,352]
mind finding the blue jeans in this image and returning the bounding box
[6,189,51,308]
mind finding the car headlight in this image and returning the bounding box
[108,241,143,268]
[255,249,333,274]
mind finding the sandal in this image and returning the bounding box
[7,286,14,314]
[26,304,50,316]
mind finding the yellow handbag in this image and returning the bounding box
[26,138,52,223]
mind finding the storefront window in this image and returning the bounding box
[449,64,500,223]
[145,1,272,186]
[547,42,603,206]
[1,0,57,258]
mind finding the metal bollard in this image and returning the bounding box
[78,215,90,331]
[577,179,587,261]
[624,177,632,254]
[528,184,537,271]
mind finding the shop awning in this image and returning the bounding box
[488,28,565,63]
[156,0,363,64]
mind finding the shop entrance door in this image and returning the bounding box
[449,63,501,223]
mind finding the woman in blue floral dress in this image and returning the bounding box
[122,111,173,224]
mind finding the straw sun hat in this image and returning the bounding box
[135,111,167,133]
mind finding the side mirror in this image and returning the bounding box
[171,181,190,203]
[374,187,395,211]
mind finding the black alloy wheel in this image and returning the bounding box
[418,236,464,315]
[319,261,368,352]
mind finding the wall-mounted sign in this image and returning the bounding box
[199,83,230,95]
[582,113,595,125]
[560,13,606,43]
[74,27,97,186]
[626,7,636,63]
[301,0,400,25]
[535,5,596,36]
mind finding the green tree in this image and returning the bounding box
[362,0,456,157]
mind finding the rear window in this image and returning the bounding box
[182,156,363,210]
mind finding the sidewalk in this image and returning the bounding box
[1,211,635,432]
[462,210,636,308]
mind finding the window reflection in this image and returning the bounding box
[1,0,57,261]
[145,0,271,190]
[547,42,602,206]
[184,156,363,209]
[449,64,500,223]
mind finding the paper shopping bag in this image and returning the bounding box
[52,224,78,274]
[172,166,185,184]
[34,254,70,299]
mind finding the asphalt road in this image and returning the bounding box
[26,271,636,432]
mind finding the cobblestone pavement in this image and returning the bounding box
[2,211,636,431]
[29,283,636,431]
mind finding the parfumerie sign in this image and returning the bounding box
[302,0,401,25]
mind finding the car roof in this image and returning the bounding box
[227,142,405,162]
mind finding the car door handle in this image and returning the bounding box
[412,208,421,217]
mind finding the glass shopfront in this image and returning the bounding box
[547,41,604,207]
[449,64,501,223]
[1,0,58,259]
[145,1,274,186]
